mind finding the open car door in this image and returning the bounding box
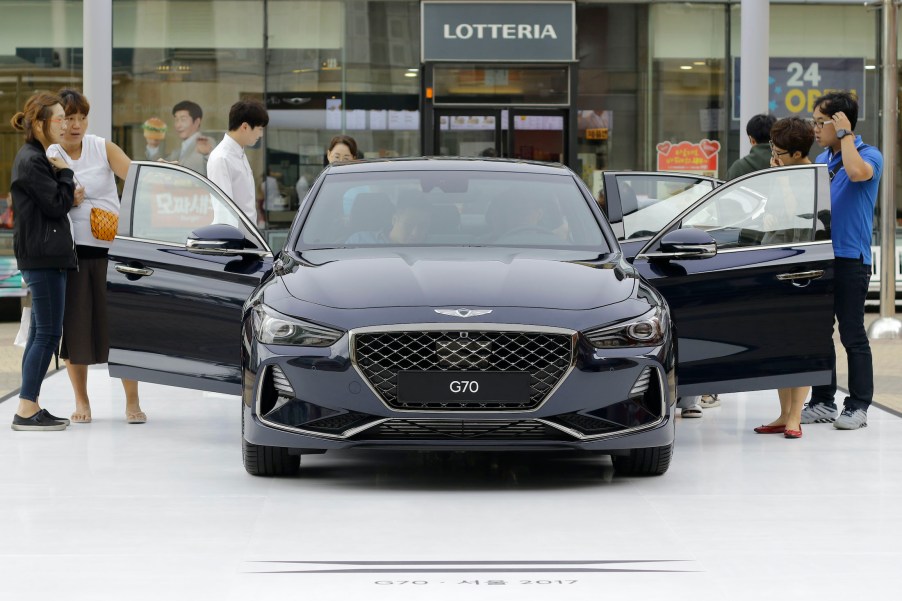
[629,165,834,396]
[107,162,273,395]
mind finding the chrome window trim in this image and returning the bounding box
[114,235,274,257]
[349,323,578,414]
[636,238,832,261]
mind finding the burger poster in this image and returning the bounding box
[656,139,720,177]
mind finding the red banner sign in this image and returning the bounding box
[655,139,720,176]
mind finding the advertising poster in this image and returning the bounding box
[148,185,214,230]
[732,57,865,120]
[656,139,720,177]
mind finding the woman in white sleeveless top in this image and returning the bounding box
[46,89,146,424]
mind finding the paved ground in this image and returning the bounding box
[1,367,900,601]
[0,314,899,412]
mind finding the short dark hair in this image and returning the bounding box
[746,114,777,144]
[328,134,358,158]
[770,117,815,157]
[57,88,90,117]
[228,99,269,131]
[172,100,203,121]
[813,91,858,130]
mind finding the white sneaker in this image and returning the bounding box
[699,394,721,408]
[681,403,703,418]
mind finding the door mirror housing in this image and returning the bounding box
[644,228,717,261]
[186,224,269,258]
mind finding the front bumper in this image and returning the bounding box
[242,323,677,453]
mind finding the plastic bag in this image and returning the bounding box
[13,306,30,348]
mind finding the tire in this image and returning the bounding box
[242,409,300,477]
[612,443,673,476]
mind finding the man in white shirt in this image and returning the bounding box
[206,99,268,224]
[145,100,215,175]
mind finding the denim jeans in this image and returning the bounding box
[810,257,873,411]
[20,268,67,402]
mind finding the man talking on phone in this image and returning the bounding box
[801,91,883,431]
[146,100,216,175]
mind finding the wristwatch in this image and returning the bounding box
[836,128,851,140]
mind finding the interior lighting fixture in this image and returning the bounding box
[680,65,693,70]
[865,65,876,70]
[693,61,705,66]
[404,72,418,77]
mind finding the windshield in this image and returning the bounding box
[297,170,607,250]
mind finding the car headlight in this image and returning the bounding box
[583,305,668,348]
[252,304,344,347]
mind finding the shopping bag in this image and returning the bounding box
[13,306,30,348]
[90,207,118,241]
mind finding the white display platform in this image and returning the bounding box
[1,366,899,600]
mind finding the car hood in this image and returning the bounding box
[279,248,637,310]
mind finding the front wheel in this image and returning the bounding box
[242,409,300,476]
[612,443,673,476]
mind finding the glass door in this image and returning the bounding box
[434,108,567,164]
[435,109,501,158]
[508,110,566,163]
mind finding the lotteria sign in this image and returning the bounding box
[422,1,575,62]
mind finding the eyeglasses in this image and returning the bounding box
[769,142,790,157]
[811,119,833,129]
[47,117,65,125]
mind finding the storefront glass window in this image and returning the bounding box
[728,4,878,172]
[111,0,265,218]
[0,0,83,245]
[433,65,569,105]
[650,3,728,179]
[265,0,420,232]
[575,2,649,198]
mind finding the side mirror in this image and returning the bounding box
[186,224,268,257]
[644,228,717,261]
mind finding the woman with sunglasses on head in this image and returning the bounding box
[46,88,145,425]
[9,91,84,431]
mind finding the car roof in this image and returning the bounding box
[324,157,574,175]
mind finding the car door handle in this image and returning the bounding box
[115,264,154,277]
[776,270,824,281]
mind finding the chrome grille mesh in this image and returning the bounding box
[353,330,573,410]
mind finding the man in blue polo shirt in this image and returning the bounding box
[801,91,882,430]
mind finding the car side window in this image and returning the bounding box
[618,175,713,240]
[130,165,255,244]
[680,168,816,249]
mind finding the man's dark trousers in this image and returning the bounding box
[810,257,873,411]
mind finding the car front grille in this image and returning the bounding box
[351,419,574,441]
[352,330,574,410]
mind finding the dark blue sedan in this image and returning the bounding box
[107,159,835,477]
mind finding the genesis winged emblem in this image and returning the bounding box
[434,308,493,318]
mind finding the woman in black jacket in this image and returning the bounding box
[9,91,84,431]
